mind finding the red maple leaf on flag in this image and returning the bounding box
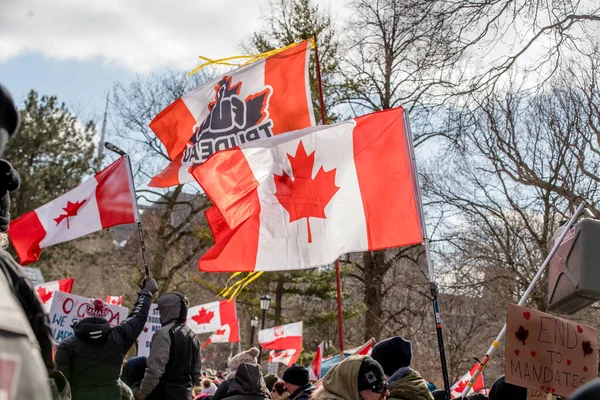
[215,329,226,335]
[36,286,53,304]
[454,380,468,395]
[54,200,87,229]
[274,141,340,243]
[143,327,148,333]
[191,308,215,325]
[280,351,289,358]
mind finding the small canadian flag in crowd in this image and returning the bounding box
[106,295,123,306]
[450,363,485,398]
[309,342,323,380]
[34,278,74,312]
[269,349,299,367]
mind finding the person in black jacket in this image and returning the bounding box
[283,364,315,400]
[220,362,270,400]
[137,292,202,400]
[54,278,157,400]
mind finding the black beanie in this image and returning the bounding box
[0,160,20,232]
[431,389,447,400]
[283,364,309,387]
[371,336,413,376]
[488,376,527,400]
[357,357,386,392]
[570,377,600,400]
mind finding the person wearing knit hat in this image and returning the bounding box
[311,355,388,400]
[212,347,261,400]
[264,373,279,392]
[370,337,433,400]
[54,278,158,400]
[283,363,315,400]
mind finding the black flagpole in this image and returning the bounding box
[104,142,151,279]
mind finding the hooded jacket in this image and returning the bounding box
[311,355,366,400]
[138,293,202,400]
[221,363,270,400]
[54,291,152,400]
[386,368,433,400]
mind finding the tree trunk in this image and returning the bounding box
[274,273,286,325]
[363,251,386,341]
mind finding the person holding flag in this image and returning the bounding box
[54,278,157,400]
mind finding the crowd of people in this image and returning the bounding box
[1,85,600,400]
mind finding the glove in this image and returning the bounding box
[141,278,158,295]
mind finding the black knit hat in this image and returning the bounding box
[0,160,19,232]
[371,336,413,376]
[357,357,387,393]
[283,363,309,386]
[488,376,527,400]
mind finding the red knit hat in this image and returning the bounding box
[85,298,109,319]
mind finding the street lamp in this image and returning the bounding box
[250,317,258,348]
[258,294,271,363]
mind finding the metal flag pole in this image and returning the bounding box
[313,32,345,359]
[403,112,451,399]
[104,142,151,279]
[460,202,588,397]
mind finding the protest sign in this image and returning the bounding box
[527,388,552,399]
[137,304,161,357]
[49,291,128,343]
[506,303,598,397]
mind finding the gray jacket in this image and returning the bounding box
[138,293,201,400]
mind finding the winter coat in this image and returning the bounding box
[54,291,152,400]
[220,363,270,400]
[386,368,433,400]
[310,355,366,400]
[138,293,202,400]
[0,248,53,400]
[289,384,316,400]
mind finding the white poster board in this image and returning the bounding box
[137,304,161,357]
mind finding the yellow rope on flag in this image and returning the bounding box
[216,271,264,299]
[188,39,315,77]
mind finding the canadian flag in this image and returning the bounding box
[9,157,137,265]
[202,322,239,348]
[258,321,302,350]
[450,363,485,398]
[269,349,299,367]
[34,278,74,312]
[149,40,315,188]
[309,342,323,380]
[186,299,238,335]
[106,295,123,306]
[194,107,423,272]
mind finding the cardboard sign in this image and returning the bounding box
[506,303,598,397]
[527,388,552,399]
[49,291,128,344]
[137,304,161,357]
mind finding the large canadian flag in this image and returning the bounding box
[149,40,315,188]
[106,295,124,306]
[202,322,240,348]
[269,349,299,367]
[194,107,423,272]
[258,321,302,350]
[186,299,237,334]
[309,342,323,380]
[9,157,137,265]
[34,278,74,312]
[450,363,485,398]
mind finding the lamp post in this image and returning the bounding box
[250,317,258,348]
[258,294,271,363]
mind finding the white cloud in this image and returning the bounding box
[0,0,272,72]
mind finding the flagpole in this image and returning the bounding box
[402,113,451,399]
[313,32,345,360]
[459,202,588,397]
[104,142,151,279]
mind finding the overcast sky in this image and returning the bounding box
[0,0,347,121]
